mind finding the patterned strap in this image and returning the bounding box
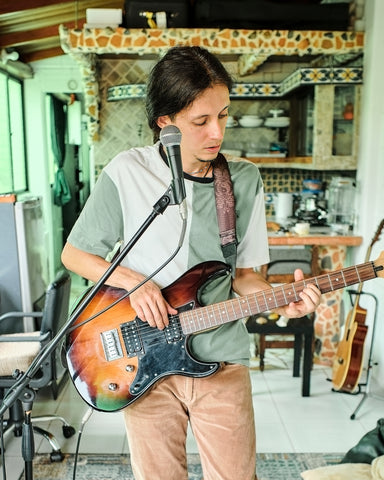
[213,154,237,276]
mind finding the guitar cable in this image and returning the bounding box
[68,217,187,479]
[0,215,187,479]
[72,407,93,480]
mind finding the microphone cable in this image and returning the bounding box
[68,214,187,333]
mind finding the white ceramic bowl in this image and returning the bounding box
[238,116,263,128]
[265,117,290,128]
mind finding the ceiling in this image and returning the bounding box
[0,1,358,67]
[0,0,123,63]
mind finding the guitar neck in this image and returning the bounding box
[180,259,379,335]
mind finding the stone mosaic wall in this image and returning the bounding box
[60,27,364,143]
[314,245,348,366]
[61,27,364,57]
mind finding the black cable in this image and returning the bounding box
[72,408,93,480]
[68,215,188,333]
[1,413,7,480]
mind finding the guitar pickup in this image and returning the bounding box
[121,319,144,357]
[164,315,184,343]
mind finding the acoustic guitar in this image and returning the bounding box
[332,220,384,393]
[66,252,384,412]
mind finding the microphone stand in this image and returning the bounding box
[0,186,185,480]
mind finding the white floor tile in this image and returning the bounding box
[256,422,295,453]
[2,341,384,480]
[284,418,368,453]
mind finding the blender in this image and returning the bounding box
[327,177,356,234]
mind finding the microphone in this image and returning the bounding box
[160,125,186,209]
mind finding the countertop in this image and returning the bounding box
[268,227,363,246]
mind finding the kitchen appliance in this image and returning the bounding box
[327,177,356,233]
[294,192,328,226]
[0,197,49,333]
[274,192,293,225]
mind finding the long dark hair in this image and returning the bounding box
[146,46,233,141]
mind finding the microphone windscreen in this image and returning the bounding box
[160,125,182,147]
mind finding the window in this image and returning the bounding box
[0,71,27,194]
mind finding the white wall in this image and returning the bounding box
[23,55,82,278]
[354,0,384,392]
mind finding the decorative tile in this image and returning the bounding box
[60,27,364,57]
[106,67,363,101]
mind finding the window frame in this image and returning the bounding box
[0,69,28,195]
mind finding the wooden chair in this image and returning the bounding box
[246,245,319,396]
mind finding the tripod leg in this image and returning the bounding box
[350,392,368,420]
[21,408,35,480]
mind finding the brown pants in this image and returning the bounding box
[123,363,257,480]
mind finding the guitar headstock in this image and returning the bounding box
[374,251,384,278]
[371,219,384,246]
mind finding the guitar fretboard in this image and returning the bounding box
[180,260,377,335]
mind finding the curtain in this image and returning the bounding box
[50,95,71,206]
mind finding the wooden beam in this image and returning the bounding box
[0,21,83,49]
[24,46,65,63]
[0,0,72,15]
[0,0,122,16]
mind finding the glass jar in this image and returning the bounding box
[327,177,356,233]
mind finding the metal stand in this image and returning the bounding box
[0,185,186,479]
[349,290,379,420]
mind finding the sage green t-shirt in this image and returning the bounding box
[68,143,269,365]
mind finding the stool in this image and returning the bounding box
[246,315,314,396]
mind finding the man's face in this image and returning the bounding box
[159,84,230,169]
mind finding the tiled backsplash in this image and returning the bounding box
[260,168,355,217]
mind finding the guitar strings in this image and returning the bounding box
[69,261,377,344]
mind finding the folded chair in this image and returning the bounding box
[0,270,75,461]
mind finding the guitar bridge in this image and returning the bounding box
[100,328,123,361]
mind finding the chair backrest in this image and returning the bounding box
[0,270,71,391]
[260,246,320,284]
[39,270,71,390]
[40,270,71,337]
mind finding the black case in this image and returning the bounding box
[192,0,350,31]
[124,1,191,28]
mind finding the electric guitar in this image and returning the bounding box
[67,253,384,412]
[332,220,384,393]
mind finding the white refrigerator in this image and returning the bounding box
[0,197,49,333]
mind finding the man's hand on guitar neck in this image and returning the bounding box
[274,268,321,319]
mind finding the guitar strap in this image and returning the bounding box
[213,153,238,277]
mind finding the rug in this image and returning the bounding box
[21,452,344,480]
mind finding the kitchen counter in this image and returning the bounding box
[266,228,363,366]
[268,232,363,247]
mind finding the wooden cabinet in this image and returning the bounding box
[224,70,362,170]
[290,84,361,170]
